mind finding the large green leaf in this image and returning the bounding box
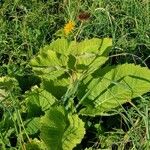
[30,49,61,67]
[78,64,150,116]
[31,68,65,80]
[30,38,69,72]
[50,38,69,55]
[30,38,112,78]
[29,38,112,99]
[68,38,112,55]
[41,77,70,100]
[62,114,85,150]
[40,106,85,150]
[68,38,102,55]
[30,44,67,79]
[70,38,111,73]
[25,87,56,117]
[76,54,108,72]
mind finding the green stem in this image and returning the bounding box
[74,22,83,41]
[9,92,27,150]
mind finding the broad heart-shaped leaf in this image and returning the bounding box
[25,87,56,117]
[62,114,85,150]
[30,49,61,67]
[29,38,112,99]
[30,38,112,76]
[68,38,111,72]
[41,75,70,100]
[78,64,150,116]
[68,38,112,55]
[30,38,69,69]
[50,38,69,55]
[76,55,108,74]
[68,38,111,73]
[30,68,65,80]
[40,106,85,150]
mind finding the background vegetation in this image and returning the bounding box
[0,0,150,149]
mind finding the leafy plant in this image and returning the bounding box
[1,38,150,149]
[30,38,112,99]
[1,0,150,149]
[28,38,150,149]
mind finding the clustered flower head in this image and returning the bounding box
[64,20,75,35]
[77,11,90,21]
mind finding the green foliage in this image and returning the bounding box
[0,0,65,76]
[0,139,5,150]
[71,0,150,55]
[25,117,41,135]
[0,76,18,91]
[30,38,111,99]
[1,37,150,149]
[0,76,19,109]
[25,86,56,117]
[78,64,150,116]
[1,0,150,149]
[25,139,47,150]
[29,38,150,148]
[40,106,85,150]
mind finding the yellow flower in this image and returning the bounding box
[64,21,75,35]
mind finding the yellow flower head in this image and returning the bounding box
[64,21,75,35]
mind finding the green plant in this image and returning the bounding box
[1,38,150,149]
[29,38,150,149]
[0,0,65,76]
[1,0,150,149]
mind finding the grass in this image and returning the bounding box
[0,0,150,149]
[0,0,65,76]
[66,0,150,66]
